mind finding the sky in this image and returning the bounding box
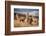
[14,8,39,16]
